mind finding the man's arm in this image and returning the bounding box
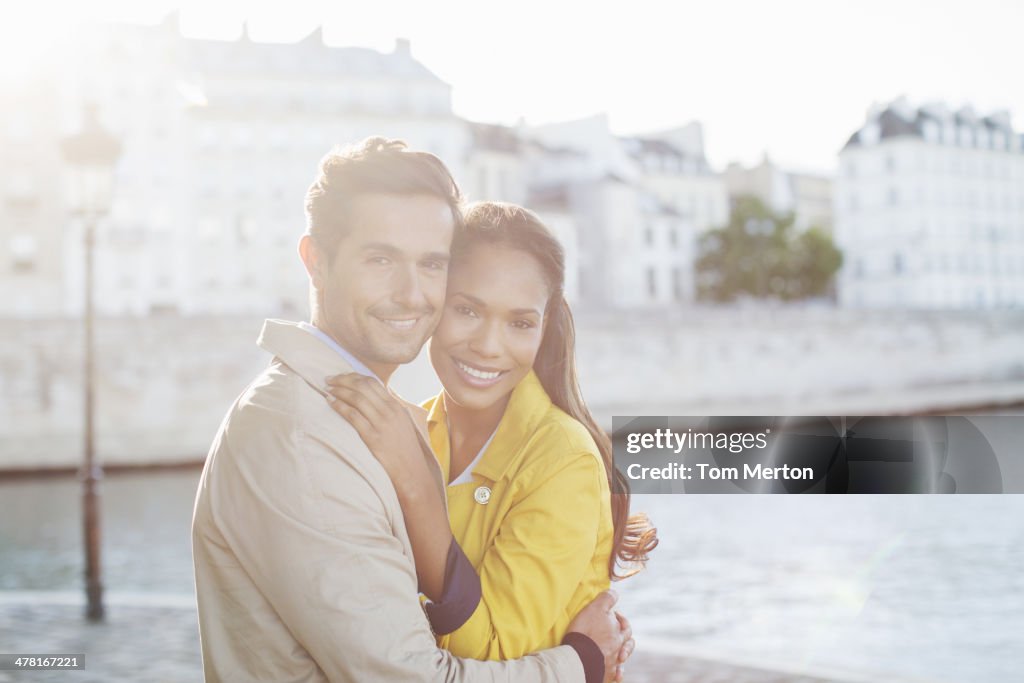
[212,414,609,682]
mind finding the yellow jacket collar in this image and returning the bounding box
[427,369,553,483]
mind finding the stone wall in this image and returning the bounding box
[2,308,1023,470]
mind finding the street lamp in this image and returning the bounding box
[60,104,121,622]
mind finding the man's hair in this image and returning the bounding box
[304,137,463,260]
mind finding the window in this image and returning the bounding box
[477,167,488,198]
[646,268,656,298]
[892,253,904,275]
[644,225,654,246]
[10,235,36,272]
[672,267,684,301]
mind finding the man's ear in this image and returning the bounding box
[298,235,325,287]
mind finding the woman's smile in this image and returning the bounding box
[451,357,509,386]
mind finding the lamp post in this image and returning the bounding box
[60,104,121,622]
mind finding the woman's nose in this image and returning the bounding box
[467,322,502,358]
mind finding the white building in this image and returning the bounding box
[836,97,1024,309]
[723,154,834,232]
[1,81,68,318]
[524,115,727,309]
[3,16,730,320]
[463,122,527,205]
[3,14,467,318]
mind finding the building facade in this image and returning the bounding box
[835,97,1024,309]
[2,16,732,320]
[723,154,834,232]
[524,115,727,309]
[3,14,467,318]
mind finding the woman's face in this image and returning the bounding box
[430,243,551,413]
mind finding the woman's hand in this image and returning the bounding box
[325,373,425,484]
[326,372,453,601]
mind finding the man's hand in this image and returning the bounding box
[566,590,635,683]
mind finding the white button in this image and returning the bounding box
[474,486,491,505]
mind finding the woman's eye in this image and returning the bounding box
[512,320,535,330]
[455,305,477,317]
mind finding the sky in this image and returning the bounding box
[3,0,1022,173]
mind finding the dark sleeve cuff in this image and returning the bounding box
[562,632,604,683]
[423,539,481,635]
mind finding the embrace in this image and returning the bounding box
[192,138,657,682]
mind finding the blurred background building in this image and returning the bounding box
[835,96,1024,309]
[723,154,834,232]
[2,18,1024,471]
[2,14,466,318]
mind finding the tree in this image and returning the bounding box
[696,195,842,302]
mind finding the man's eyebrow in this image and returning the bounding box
[359,243,450,262]
[359,242,401,254]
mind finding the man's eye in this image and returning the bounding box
[421,259,446,271]
[368,256,390,265]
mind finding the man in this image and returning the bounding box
[192,137,633,682]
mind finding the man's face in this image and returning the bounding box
[315,193,454,381]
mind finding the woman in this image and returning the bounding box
[327,201,656,660]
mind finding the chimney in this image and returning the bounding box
[394,38,411,57]
[161,9,180,35]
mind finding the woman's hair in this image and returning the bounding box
[456,201,658,579]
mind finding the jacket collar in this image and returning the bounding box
[426,369,553,483]
[257,319,357,397]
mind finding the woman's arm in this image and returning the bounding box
[443,445,609,660]
[325,373,452,601]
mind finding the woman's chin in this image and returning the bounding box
[444,386,501,412]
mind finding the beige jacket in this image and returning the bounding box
[192,319,585,682]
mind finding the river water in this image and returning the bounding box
[1,471,1021,682]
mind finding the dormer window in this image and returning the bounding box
[860,123,880,145]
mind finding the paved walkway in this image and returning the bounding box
[0,599,848,683]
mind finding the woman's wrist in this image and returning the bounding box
[391,456,439,503]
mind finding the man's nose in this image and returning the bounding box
[391,264,429,309]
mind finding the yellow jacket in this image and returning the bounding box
[423,370,614,660]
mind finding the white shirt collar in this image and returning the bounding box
[297,321,381,383]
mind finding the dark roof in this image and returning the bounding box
[524,139,586,157]
[844,107,923,149]
[624,136,686,160]
[529,184,571,209]
[468,122,520,153]
[843,102,1019,151]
